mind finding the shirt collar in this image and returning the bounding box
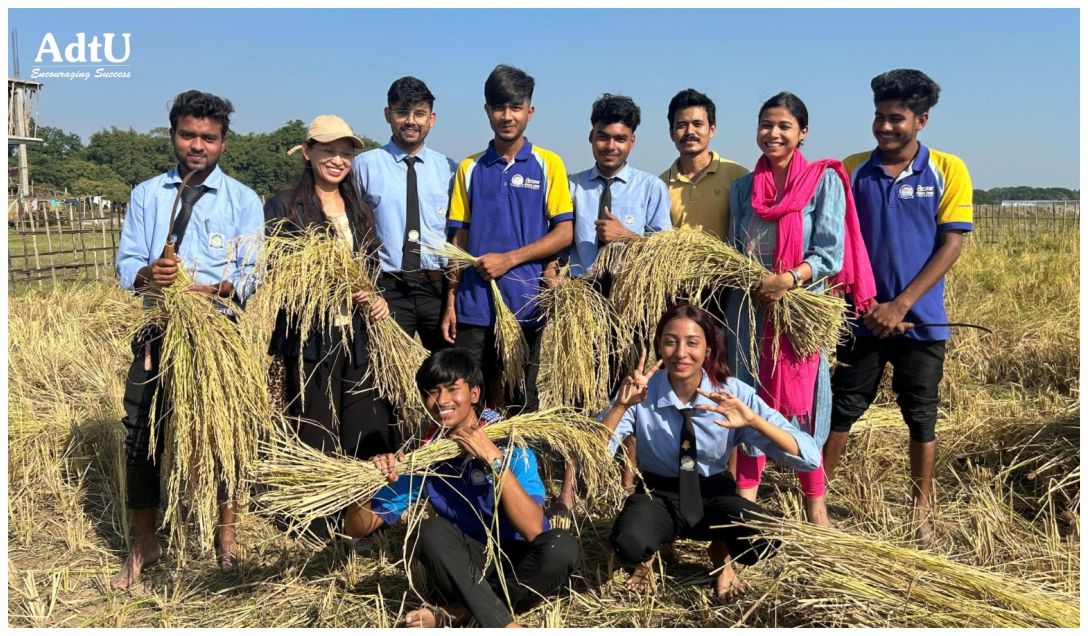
[166,164,225,191]
[591,161,632,184]
[668,150,719,183]
[651,368,718,411]
[863,143,930,178]
[385,139,427,163]
[482,138,533,166]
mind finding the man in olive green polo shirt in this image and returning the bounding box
[659,88,749,240]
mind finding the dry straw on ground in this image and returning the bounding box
[255,223,429,426]
[6,228,1080,627]
[596,226,846,363]
[255,408,627,530]
[135,267,273,557]
[422,238,530,398]
[537,273,620,412]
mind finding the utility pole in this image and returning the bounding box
[8,28,44,222]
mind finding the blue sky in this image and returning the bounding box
[7,8,1080,189]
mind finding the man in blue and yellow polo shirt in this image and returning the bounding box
[825,69,973,546]
[440,64,574,411]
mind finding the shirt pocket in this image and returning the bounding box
[610,205,646,234]
[426,193,450,231]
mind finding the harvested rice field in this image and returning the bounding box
[6,231,1079,627]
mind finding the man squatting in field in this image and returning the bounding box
[826,69,973,545]
[343,348,581,628]
[112,90,264,588]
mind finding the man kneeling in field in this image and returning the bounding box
[343,348,581,628]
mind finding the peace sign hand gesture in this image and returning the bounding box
[694,388,756,429]
[617,348,664,408]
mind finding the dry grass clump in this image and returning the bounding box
[423,238,529,397]
[746,515,1078,627]
[136,267,273,556]
[537,273,620,412]
[256,408,626,530]
[255,223,429,425]
[596,226,845,361]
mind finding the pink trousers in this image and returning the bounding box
[735,452,826,497]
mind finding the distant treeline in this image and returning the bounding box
[10,120,1078,205]
[11,119,380,203]
[973,187,1079,204]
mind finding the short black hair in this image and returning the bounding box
[759,91,809,130]
[387,76,435,109]
[484,64,534,107]
[590,93,641,132]
[667,88,716,128]
[871,69,941,115]
[169,90,234,137]
[415,348,484,394]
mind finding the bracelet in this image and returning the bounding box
[787,268,802,288]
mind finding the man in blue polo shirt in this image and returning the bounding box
[568,93,671,278]
[825,69,973,545]
[355,77,457,353]
[341,348,580,628]
[112,90,264,588]
[441,64,574,411]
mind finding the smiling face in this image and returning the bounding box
[670,106,715,157]
[657,316,709,385]
[385,100,435,153]
[423,378,481,429]
[485,99,534,144]
[170,115,225,176]
[302,138,355,187]
[872,99,927,158]
[757,106,808,164]
[590,121,635,176]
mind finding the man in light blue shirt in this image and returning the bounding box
[568,94,671,278]
[354,76,457,352]
[112,90,263,591]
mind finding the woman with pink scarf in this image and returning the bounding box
[724,92,876,526]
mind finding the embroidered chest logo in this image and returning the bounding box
[915,185,935,198]
[510,174,541,190]
[897,184,915,200]
[209,233,225,249]
[624,215,635,225]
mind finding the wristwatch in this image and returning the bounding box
[488,456,504,476]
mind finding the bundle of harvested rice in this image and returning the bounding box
[256,223,428,426]
[596,226,846,360]
[256,408,627,529]
[744,516,1079,627]
[137,267,273,556]
[537,273,620,413]
[422,238,529,398]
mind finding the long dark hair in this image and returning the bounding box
[287,139,377,253]
[652,302,732,386]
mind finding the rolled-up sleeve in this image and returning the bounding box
[599,400,636,457]
[116,183,150,292]
[646,179,672,234]
[803,169,845,282]
[229,189,265,303]
[734,384,821,472]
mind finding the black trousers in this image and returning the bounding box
[830,336,946,443]
[455,323,543,414]
[121,328,171,510]
[379,272,447,354]
[610,472,777,567]
[412,516,580,628]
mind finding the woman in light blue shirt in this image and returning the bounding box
[601,303,820,601]
[725,93,847,527]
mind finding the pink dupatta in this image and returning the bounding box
[749,150,876,429]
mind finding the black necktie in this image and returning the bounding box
[171,183,206,250]
[402,156,421,275]
[596,176,615,248]
[678,408,703,527]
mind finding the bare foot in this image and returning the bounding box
[912,506,934,548]
[110,537,162,590]
[805,495,832,528]
[402,604,468,628]
[625,555,656,594]
[218,524,237,573]
[707,541,747,602]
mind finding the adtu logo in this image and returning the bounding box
[35,32,131,63]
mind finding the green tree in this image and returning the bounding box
[23,123,84,191]
[82,127,172,188]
